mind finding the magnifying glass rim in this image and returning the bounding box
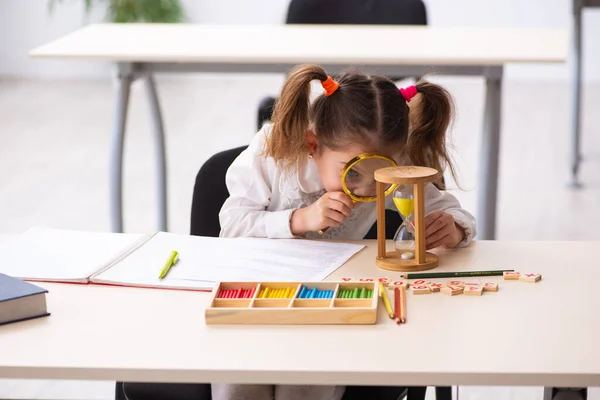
[341,152,399,202]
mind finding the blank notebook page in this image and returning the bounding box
[0,227,145,282]
[92,232,365,290]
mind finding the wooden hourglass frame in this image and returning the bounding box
[374,166,440,271]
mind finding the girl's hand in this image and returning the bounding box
[424,210,465,249]
[290,192,354,235]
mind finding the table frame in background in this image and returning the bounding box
[569,0,600,187]
[30,24,567,238]
[116,62,503,238]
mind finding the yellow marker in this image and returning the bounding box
[258,289,265,298]
[263,287,270,298]
[277,289,284,298]
[289,288,296,298]
[158,250,179,279]
[393,197,414,218]
[379,283,394,319]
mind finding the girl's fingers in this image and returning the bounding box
[426,225,451,247]
[323,196,352,217]
[424,210,444,228]
[426,233,452,250]
[328,192,354,211]
[324,208,346,224]
[425,215,448,238]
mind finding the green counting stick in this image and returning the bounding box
[352,287,359,298]
[360,287,366,298]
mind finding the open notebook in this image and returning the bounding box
[0,228,365,291]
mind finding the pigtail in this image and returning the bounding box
[265,64,328,170]
[405,81,458,189]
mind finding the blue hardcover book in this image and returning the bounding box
[0,273,49,326]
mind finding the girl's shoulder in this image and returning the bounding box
[247,124,273,156]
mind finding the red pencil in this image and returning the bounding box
[394,287,401,324]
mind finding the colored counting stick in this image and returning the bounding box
[337,288,373,299]
[297,286,334,299]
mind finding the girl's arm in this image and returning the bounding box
[385,183,476,247]
[423,183,476,247]
[218,129,296,239]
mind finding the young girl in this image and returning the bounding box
[214,64,476,400]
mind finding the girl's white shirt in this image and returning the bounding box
[219,125,476,245]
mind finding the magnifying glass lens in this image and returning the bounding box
[343,157,395,201]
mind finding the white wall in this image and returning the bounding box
[1,0,599,82]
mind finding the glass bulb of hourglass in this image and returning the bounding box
[392,188,415,259]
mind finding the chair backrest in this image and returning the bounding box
[190,146,248,237]
[190,146,403,240]
[286,0,427,25]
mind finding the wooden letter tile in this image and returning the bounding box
[377,277,391,286]
[388,280,408,289]
[440,285,463,296]
[412,280,427,286]
[447,280,465,288]
[503,272,521,280]
[341,277,353,282]
[520,273,542,283]
[463,285,484,296]
[483,282,499,292]
[426,282,443,293]
[358,277,375,282]
[411,285,432,295]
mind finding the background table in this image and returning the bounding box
[29,24,568,238]
[1,239,599,388]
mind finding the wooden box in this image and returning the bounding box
[205,281,379,325]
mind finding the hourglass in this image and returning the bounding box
[374,166,440,272]
[393,187,416,259]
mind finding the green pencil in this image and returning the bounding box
[400,270,513,279]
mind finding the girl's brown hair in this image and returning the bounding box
[266,64,457,188]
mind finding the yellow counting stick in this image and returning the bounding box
[379,283,394,319]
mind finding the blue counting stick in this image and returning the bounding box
[328,290,333,298]
[316,290,322,298]
[298,286,307,299]
[311,287,317,298]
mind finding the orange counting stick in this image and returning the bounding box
[400,285,407,323]
[394,287,401,325]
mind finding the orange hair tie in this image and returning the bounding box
[321,76,339,96]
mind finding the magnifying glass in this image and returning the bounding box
[317,152,399,234]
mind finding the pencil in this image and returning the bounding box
[379,283,394,319]
[394,287,401,324]
[399,285,406,324]
[400,270,514,279]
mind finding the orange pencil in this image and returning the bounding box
[399,285,407,323]
[394,287,401,324]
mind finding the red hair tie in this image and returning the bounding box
[321,76,339,96]
[400,85,418,102]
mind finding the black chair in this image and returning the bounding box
[116,145,451,400]
[257,0,428,130]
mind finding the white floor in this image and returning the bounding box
[0,74,599,399]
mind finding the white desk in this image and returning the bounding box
[29,24,568,239]
[1,239,600,389]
